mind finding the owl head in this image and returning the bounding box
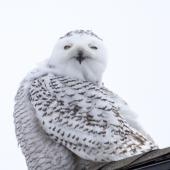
[47,30,107,84]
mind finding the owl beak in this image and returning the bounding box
[76,50,85,64]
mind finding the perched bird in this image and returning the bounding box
[14,30,157,170]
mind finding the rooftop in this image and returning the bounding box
[87,147,170,170]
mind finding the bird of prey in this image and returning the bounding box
[14,30,157,170]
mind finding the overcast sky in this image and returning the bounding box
[0,0,170,169]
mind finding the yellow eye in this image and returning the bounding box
[89,44,98,50]
[64,45,72,50]
[90,46,98,50]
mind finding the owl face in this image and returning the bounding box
[48,33,107,83]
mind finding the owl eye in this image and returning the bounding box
[64,44,72,50]
[89,44,98,50]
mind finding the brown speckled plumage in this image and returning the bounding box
[14,69,157,170]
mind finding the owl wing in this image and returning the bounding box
[29,73,157,162]
[14,77,78,170]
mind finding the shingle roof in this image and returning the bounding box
[98,147,170,170]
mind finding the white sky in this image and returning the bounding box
[0,0,170,169]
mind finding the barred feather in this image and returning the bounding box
[14,75,78,170]
[29,73,157,162]
[14,69,157,170]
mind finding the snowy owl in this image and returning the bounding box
[14,30,157,170]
